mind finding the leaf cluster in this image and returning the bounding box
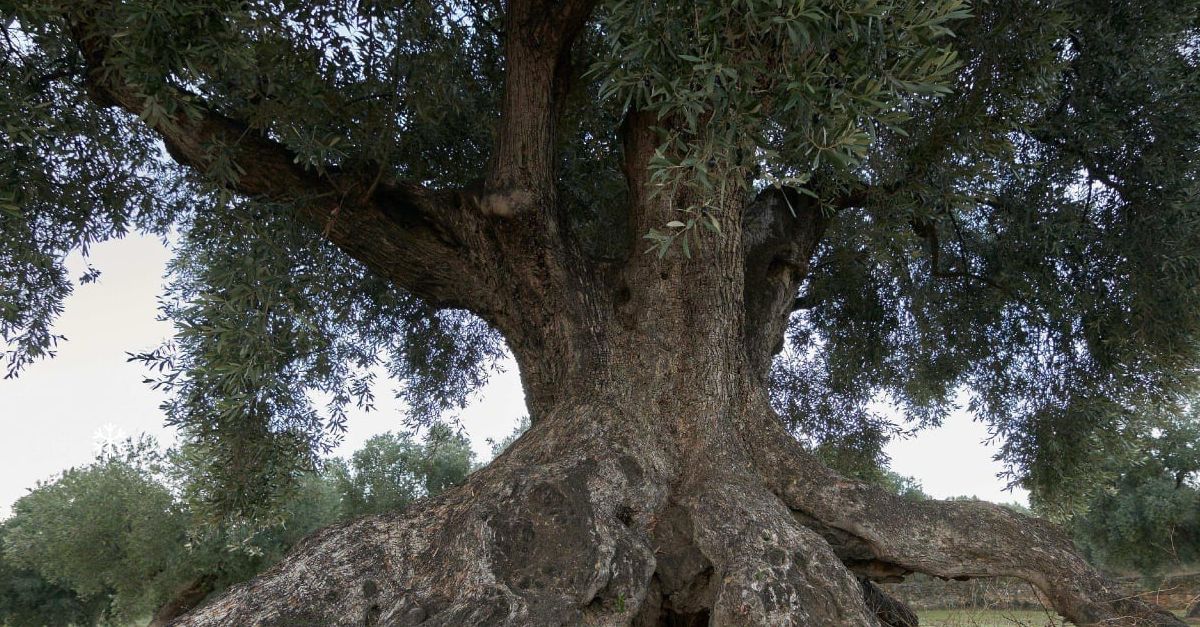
[774,0,1200,498]
[127,198,501,518]
[597,0,968,174]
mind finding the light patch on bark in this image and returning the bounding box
[476,189,535,217]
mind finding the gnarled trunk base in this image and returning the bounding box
[173,395,1184,627]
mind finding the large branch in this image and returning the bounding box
[484,0,596,208]
[742,402,1187,627]
[910,217,1003,289]
[737,179,903,375]
[57,1,499,314]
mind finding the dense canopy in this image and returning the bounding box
[3,0,1199,514]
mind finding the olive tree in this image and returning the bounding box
[2,0,1198,624]
[1070,412,1200,579]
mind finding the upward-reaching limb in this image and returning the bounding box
[52,0,497,313]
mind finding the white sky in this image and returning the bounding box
[0,234,1027,518]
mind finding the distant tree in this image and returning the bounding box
[486,416,531,459]
[810,436,931,502]
[0,521,107,627]
[942,494,1032,517]
[331,427,475,518]
[0,431,472,625]
[874,471,931,503]
[2,438,195,624]
[1069,413,1200,579]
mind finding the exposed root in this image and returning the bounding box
[743,399,1187,627]
[682,481,881,626]
[173,403,936,626]
[172,393,1185,626]
[173,409,668,626]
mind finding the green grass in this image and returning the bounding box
[920,609,1199,626]
[919,609,1069,626]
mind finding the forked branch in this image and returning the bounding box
[53,0,499,313]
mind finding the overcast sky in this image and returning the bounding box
[0,234,1027,518]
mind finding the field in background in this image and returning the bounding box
[920,609,1198,626]
[919,609,1067,626]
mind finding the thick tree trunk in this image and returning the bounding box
[170,146,1184,627]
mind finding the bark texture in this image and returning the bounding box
[45,2,1188,626]
[170,400,1187,626]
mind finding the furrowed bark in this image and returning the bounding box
[171,393,673,626]
[743,401,1187,627]
[170,384,893,626]
[679,480,879,626]
[487,0,597,201]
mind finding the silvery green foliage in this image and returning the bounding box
[0,2,186,376]
[597,0,967,253]
[784,0,1200,502]
[133,199,502,517]
[596,0,966,174]
[328,426,475,518]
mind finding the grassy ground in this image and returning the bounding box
[919,609,1069,626]
[919,609,1199,626]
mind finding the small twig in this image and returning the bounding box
[913,218,1004,290]
[361,163,386,203]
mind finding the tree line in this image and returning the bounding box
[0,424,490,626]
